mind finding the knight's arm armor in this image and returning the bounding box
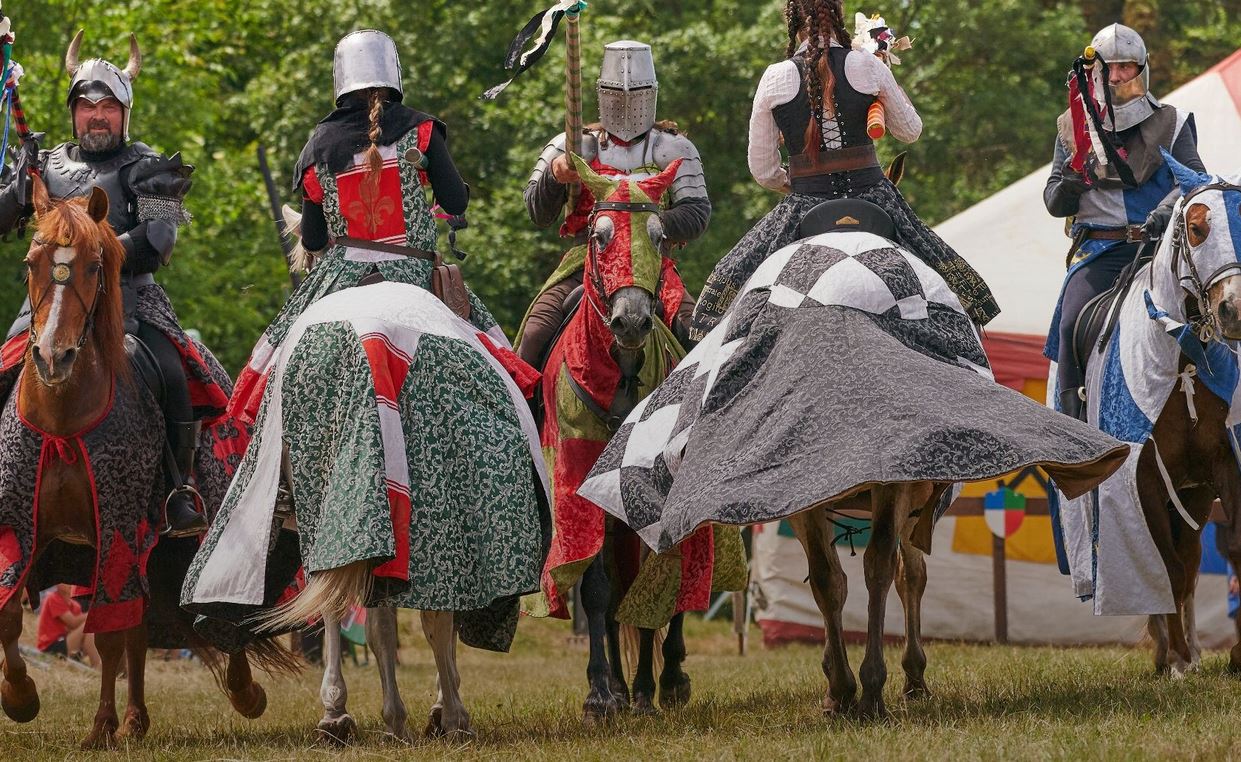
[525,132,572,229]
[1044,139,1088,218]
[1145,112,1207,236]
[651,130,711,244]
[118,149,194,274]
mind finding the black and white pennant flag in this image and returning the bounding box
[481,0,584,100]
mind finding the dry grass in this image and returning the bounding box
[6,613,1241,760]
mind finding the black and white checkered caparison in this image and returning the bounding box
[579,231,992,551]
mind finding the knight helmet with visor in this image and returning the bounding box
[597,41,659,142]
[1090,23,1158,131]
[333,30,404,106]
[64,30,141,142]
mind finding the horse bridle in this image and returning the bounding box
[583,200,666,324]
[26,238,106,351]
[1168,181,1241,343]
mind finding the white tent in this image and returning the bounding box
[935,48,1241,336]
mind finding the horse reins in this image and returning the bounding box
[26,239,106,351]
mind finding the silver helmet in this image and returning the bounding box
[333,30,404,105]
[597,40,658,142]
[1091,23,1158,131]
[64,30,141,141]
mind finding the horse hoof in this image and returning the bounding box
[316,714,357,746]
[425,706,474,740]
[0,675,40,723]
[118,706,150,740]
[608,676,631,709]
[582,691,624,725]
[903,681,931,700]
[424,706,444,738]
[80,721,119,751]
[822,693,854,718]
[229,682,268,719]
[631,692,657,716]
[856,697,891,722]
[658,673,691,710]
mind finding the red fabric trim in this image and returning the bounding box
[660,258,687,327]
[980,331,1050,392]
[561,159,633,238]
[302,165,324,204]
[475,332,541,399]
[416,121,435,186]
[84,598,144,634]
[373,487,411,582]
[229,365,270,427]
[758,619,826,648]
[0,334,25,371]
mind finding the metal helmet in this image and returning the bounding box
[64,30,141,142]
[333,30,404,105]
[1090,23,1157,131]
[596,40,659,142]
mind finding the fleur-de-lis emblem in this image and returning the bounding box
[346,176,397,235]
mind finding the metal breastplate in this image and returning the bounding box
[41,143,145,234]
[594,133,661,178]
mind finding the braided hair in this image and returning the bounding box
[786,0,851,156]
[362,88,387,186]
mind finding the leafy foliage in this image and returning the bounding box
[1,0,1238,371]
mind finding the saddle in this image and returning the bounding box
[799,199,897,241]
[1070,242,1155,382]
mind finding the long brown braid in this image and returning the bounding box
[784,0,804,58]
[790,0,850,156]
[363,88,386,187]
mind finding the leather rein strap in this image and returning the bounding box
[26,239,105,351]
[1167,181,1241,342]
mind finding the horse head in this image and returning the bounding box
[1162,150,1241,341]
[572,153,681,353]
[24,175,126,386]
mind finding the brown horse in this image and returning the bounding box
[0,177,281,749]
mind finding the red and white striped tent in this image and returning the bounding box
[752,49,1241,648]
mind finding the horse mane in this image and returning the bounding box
[34,198,129,378]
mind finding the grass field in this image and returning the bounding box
[6,612,1241,761]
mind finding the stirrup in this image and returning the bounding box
[161,484,207,538]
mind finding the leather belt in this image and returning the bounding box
[789,145,880,179]
[332,236,437,261]
[1083,226,1144,244]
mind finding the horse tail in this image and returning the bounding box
[620,622,665,684]
[251,559,373,634]
[240,636,303,678]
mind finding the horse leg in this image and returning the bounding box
[225,651,268,719]
[789,508,856,716]
[581,555,623,722]
[630,628,657,714]
[117,624,150,741]
[1211,454,1241,675]
[366,607,409,742]
[1136,451,1194,677]
[604,616,631,709]
[316,613,357,745]
[894,539,930,699]
[420,611,472,738]
[80,630,126,750]
[658,613,691,710]
[857,484,909,720]
[1147,616,1170,675]
[0,594,38,723]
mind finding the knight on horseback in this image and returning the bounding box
[517,40,710,363]
[1044,23,1205,420]
[689,0,999,341]
[0,30,210,538]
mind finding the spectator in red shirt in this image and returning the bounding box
[36,585,98,668]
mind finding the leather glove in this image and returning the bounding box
[10,133,45,209]
[1142,205,1173,241]
[1058,166,1093,196]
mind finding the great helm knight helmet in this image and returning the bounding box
[64,30,141,142]
[597,40,658,143]
[333,30,404,106]
[1090,23,1159,131]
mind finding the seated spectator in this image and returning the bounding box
[36,584,99,668]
